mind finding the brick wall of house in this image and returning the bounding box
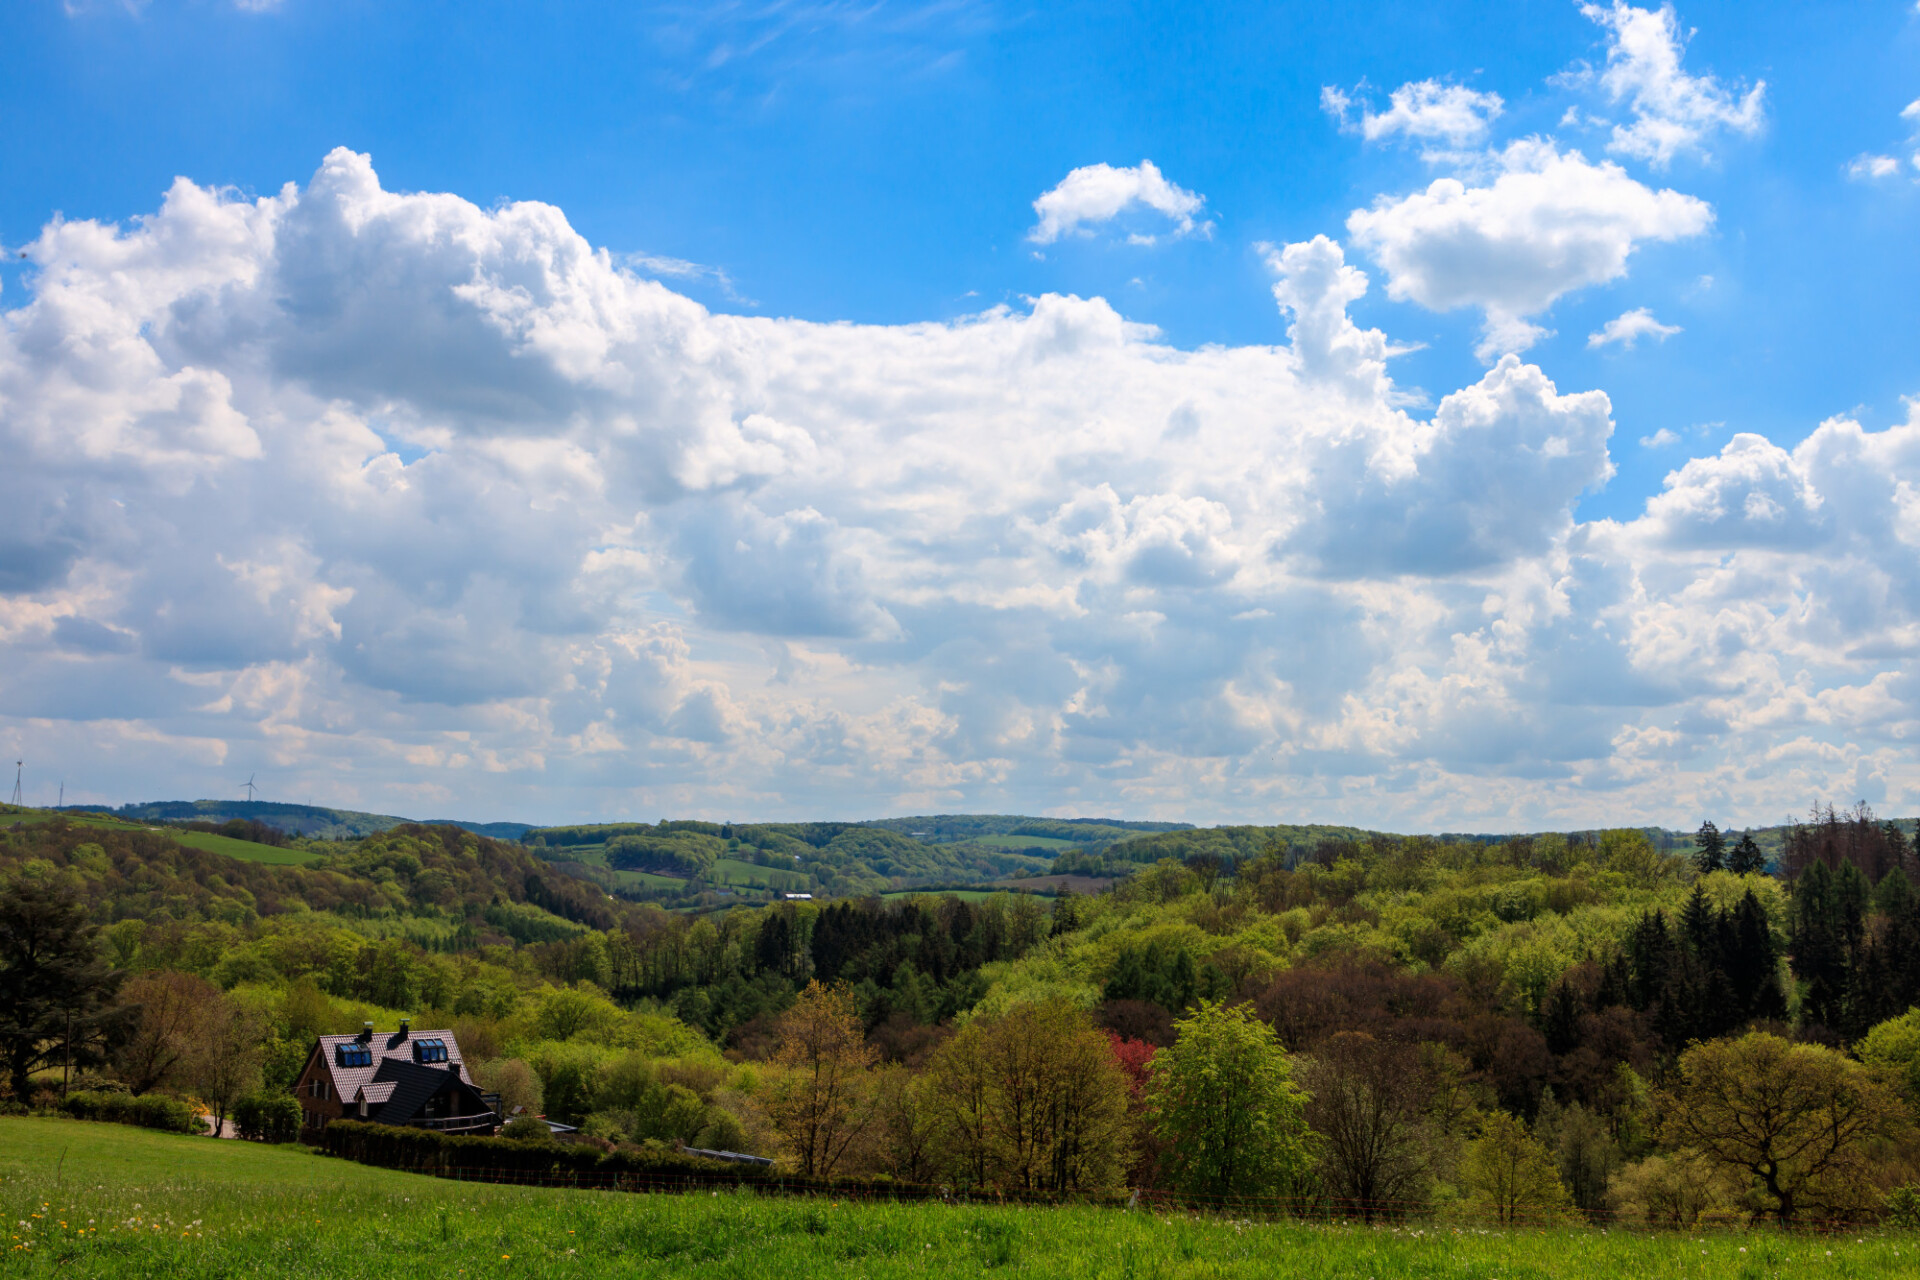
[293,1045,343,1135]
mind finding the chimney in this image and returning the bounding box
[358,1022,373,1042]
[398,1018,411,1040]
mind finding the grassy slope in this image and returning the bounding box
[6,1119,1916,1279]
[3,811,315,866]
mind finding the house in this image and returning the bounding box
[294,1019,498,1139]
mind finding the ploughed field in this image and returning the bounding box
[5,1119,1919,1279]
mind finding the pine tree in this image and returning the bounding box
[0,876,131,1101]
[1728,831,1766,876]
[1791,862,1847,1033]
[1727,890,1786,1023]
[1680,883,1717,957]
[1694,821,1727,874]
[1542,979,1583,1056]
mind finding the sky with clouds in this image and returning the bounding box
[1,1,1918,830]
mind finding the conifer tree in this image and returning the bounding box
[1693,821,1726,874]
[1727,830,1766,875]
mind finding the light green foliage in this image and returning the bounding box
[1147,1000,1311,1199]
[1859,1007,1920,1102]
[1461,1112,1579,1225]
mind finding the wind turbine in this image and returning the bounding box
[7,762,20,808]
[241,774,258,803]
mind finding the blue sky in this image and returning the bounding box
[2,2,1918,829]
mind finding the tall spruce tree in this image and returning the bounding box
[1694,821,1727,874]
[1728,830,1766,875]
[1727,890,1787,1023]
[1790,862,1848,1034]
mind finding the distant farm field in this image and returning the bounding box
[2,811,316,866]
[6,1117,1918,1280]
[710,857,809,891]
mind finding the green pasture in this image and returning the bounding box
[6,1118,1919,1279]
[533,843,684,891]
[618,868,687,891]
[710,858,809,891]
[1,810,315,866]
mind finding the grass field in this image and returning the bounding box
[710,858,809,892]
[4,1118,1919,1278]
[2,810,317,866]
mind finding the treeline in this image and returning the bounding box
[10,799,1920,1225]
[527,819,1050,896]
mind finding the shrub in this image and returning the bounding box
[500,1115,552,1141]
[60,1089,202,1133]
[1884,1183,1920,1230]
[232,1091,303,1143]
[320,1120,1128,1207]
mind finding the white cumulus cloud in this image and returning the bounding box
[1322,79,1505,148]
[1575,2,1765,167]
[1028,161,1211,246]
[5,150,1920,829]
[1346,140,1712,359]
[1589,307,1682,348]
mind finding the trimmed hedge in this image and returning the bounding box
[60,1090,203,1134]
[321,1121,1128,1208]
[233,1092,303,1143]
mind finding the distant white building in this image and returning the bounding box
[784,892,813,900]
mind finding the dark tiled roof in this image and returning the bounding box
[365,1057,465,1125]
[315,1029,471,1103]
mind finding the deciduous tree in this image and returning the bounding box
[1659,1032,1905,1223]
[1147,1000,1310,1201]
[1461,1111,1576,1225]
[762,980,876,1176]
[113,970,219,1095]
[1298,1031,1433,1219]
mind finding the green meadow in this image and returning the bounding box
[1,812,315,867]
[6,1118,1919,1279]
[708,858,809,892]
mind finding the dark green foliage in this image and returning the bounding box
[60,1088,201,1133]
[1587,890,1785,1049]
[321,1119,1129,1207]
[1693,821,1725,874]
[232,1091,303,1142]
[1727,830,1766,875]
[0,875,132,1100]
[1101,942,1227,1012]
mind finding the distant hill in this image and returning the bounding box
[61,799,534,842]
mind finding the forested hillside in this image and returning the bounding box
[6,800,1920,1224]
[71,799,534,841]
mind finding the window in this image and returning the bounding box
[335,1043,372,1068]
[414,1038,448,1064]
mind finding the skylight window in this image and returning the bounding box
[334,1044,373,1068]
[413,1038,448,1064]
